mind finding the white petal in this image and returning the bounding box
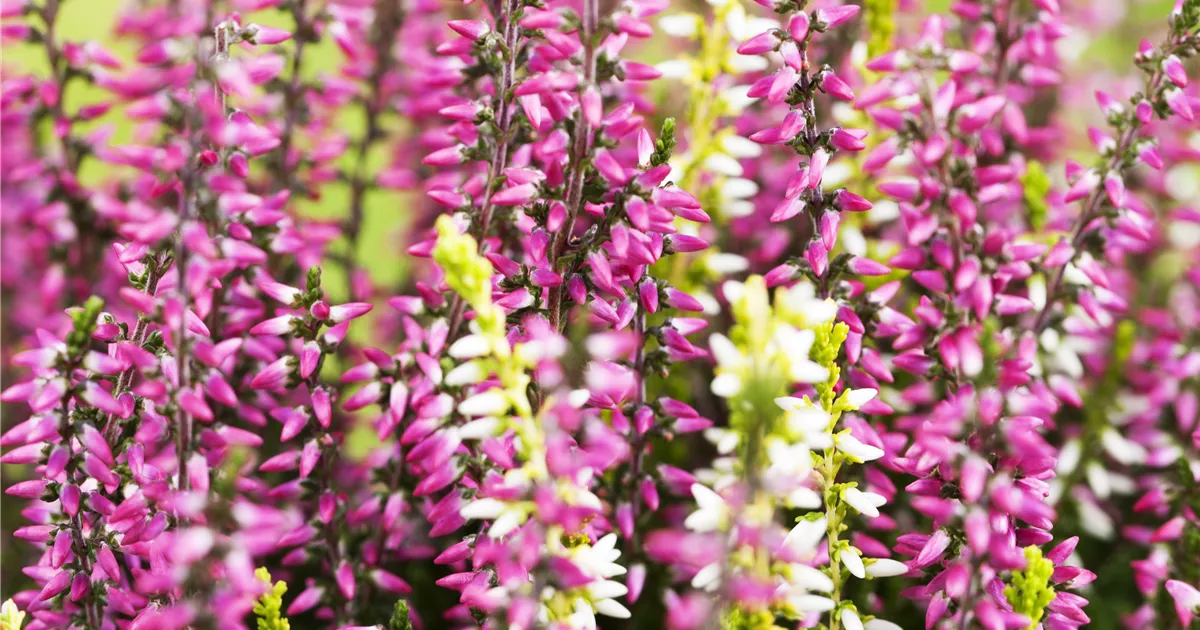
[784,518,826,554]
[445,361,484,386]
[843,488,882,518]
[837,434,884,462]
[1056,439,1081,475]
[727,54,768,73]
[1086,462,1111,500]
[488,509,524,538]
[691,484,725,510]
[458,417,500,440]
[587,580,628,600]
[789,595,835,613]
[789,564,834,592]
[658,14,699,38]
[448,334,489,359]
[708,334,742,367]
[703,153,744,177]
[655,59,693,80]
[594,599,631,619]
[865,558,909,578]
[707,253,749,274]
[865,621,904,630]
[458,390,507,416]
[691,563,722,591]
[845,388,878,409]
[569,599,598,628]
[786,487,821,509]
[1101,429,1147,465]
[568,388,591,408]
[461,498,506,520]
[720,136,763,159]
[711,373,743,398]
[789,360,830,384]
[841,609,865,630]
[840,548,866,578]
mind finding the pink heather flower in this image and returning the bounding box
[0,0,1196,628]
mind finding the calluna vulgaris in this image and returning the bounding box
[2,0,1200,628]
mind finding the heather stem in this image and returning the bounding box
[274,0,310,182]
[447,0,521,340]
[547,0,598,332]
[101,253,166,443]
[1031,71,1167,334]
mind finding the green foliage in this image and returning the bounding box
[863,0,897,58]
[1,600,25,630]
[389,600,414,630]
[1004,546,1057,630]
[66,296,105,358]
[252,568,290,630]
[721,605,781,630]
[650,117,676,167]
[1021,161,1051,232]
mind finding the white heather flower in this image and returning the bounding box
[1087,461,1112,500]
[704,428,740,455]
[789,564,834,592]
[785,486,822,509]
[778,282,837,324]
[822,160,853,188]
[865,620,904,630]
[786,593,835,613]
[841,226,868,257]
[842,487,885,518]
[658,13,699,38]
[719,84,754,114]
[865,558,909,578]
[458,416,501,440]
[1100,428,1147,465]
[720,135,762,159]
[448,334,490,359]
[784,517,826,558]
[572,534,627,579]
[685,484,729,533]
[568,388,591,408]
[460,498,506,520]
[691,562,722,591]
[841,608,865,630]
[706,253,750,275]
[843,388,878,409]
[777,328,829,384]
[766,439,812,478]
[586,580,627,600]
[717,178,759,218]
[836,433,884,463]
[444,361,484,386]
[458,390,508,416]
[568,598,597,628]
[703,152,744,177]
[593,598,631,619]
[655,59,693,79]
[840,547,866,579]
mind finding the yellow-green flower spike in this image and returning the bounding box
[252,568,291,630]
[1004,546,1057,630]
[432,215,495,312]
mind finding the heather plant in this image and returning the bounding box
[2,0,1200,629]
